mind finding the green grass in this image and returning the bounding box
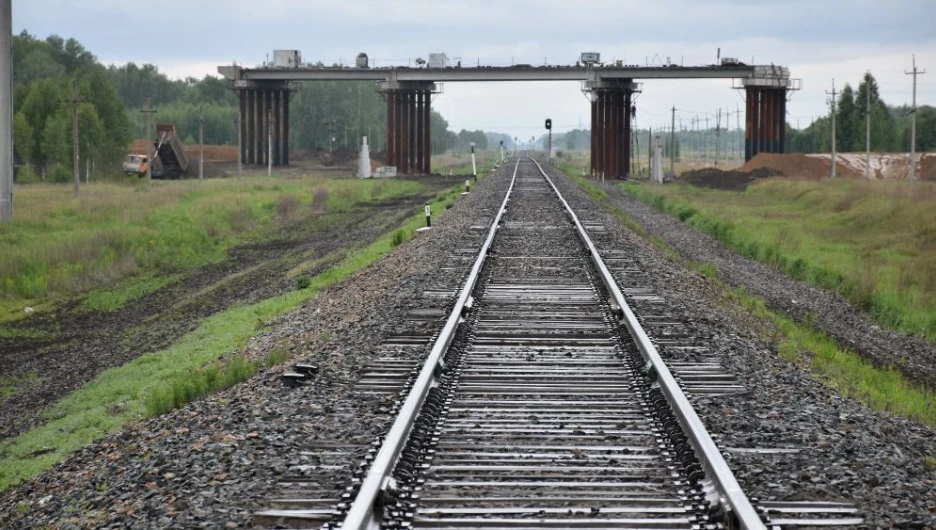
[0,179,467,492]
[725,282,936,426]
[81,274,180,312]
[0,176,427,323]
[623,179,936,340]
[0,326,51,339]
[1,374,40,399]
[144,353,270,416]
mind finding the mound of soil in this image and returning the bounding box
[740,153,849,178]
[129,140,239,163]
[679,166,783,191]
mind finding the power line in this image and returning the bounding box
[826,79,838,179]
[905,54,926,182]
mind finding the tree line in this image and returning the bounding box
[12,31,516,182]
[13,32,131,182]
[786,72,934,154]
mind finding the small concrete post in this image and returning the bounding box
[470,142,477,181]
[424,203,431,228]
[358,136,371,179]
[465,179,470,193]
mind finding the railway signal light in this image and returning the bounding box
[545,118,552,130]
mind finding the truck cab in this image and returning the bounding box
[123,154,148,176]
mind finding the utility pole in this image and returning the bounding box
[736,102,741,162]
[236,113,242,177]
[715,108,722,168]
[669,106,676,175]
[905,55,926,182]
[0,0,12,222]
[198,111,205,181]
[704,116,710,162]
[268,108,274,176]
[827,79,838,178]
[865,71,872,179]
[71,78,81,196]
[326,119,335,153]
[141,98,156,186]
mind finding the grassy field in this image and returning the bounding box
[0,175,426,325]
[0,173,471,491]
[624,178,936,340]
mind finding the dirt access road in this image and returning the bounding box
[0,175,455,441]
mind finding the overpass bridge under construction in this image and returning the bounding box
[218,59,799,177]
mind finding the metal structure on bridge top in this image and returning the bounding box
[219,61,798,177]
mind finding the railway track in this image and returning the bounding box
[256,156,863,529]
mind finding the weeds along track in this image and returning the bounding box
[255,157,863,529]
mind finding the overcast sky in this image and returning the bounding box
[13,0,936,140]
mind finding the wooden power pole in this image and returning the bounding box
[72,78,80,196]
[141,98,156,186]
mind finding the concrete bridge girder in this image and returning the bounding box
[222,63,797,171]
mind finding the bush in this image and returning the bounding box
[144,354,259,416]
[391,229,406,247]
[295,276,311,290]
[14,165,40,184]
[47,164,72,184]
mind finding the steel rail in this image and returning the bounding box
[340,157,522,529]
[530,156,767,530]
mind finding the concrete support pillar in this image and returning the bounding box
[589,80,635,179]
[743,86,788,161]
[623,90,632,178]
[254,90,261,166]
[247,90,256,165]
[386,90,396,167]
[239,90,248,167]
[263,90,272,166]
[401,91,410,173]
[422,89,431,174]
[282,90,290,165]
[415,91,424,173]
[381,83,435,175]
[590,97,598,175]
[273,90,281,166]
[775,90,786,153]
[745,87,755,162]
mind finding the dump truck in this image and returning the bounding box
[152,123,188,179]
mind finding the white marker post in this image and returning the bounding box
[470,142,477,181]
[465,179,470,193]
[425,203,432,228]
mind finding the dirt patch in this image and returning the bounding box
[678,167,783,191]
[129,140,239,163]
[739,152,936,181]
[0,178,454,441]
[740,153,848,178]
